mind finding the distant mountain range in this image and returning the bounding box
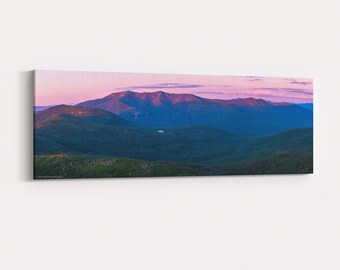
[76,90,313,136]
[34,105,55,112]
[34,105,313,165]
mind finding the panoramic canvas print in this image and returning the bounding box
[34,70,313,179]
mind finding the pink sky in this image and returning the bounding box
[35,70,313,106]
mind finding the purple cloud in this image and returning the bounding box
[289,80,313,86]
[244,76,264,81]
[194,91,225,95]
[244,77,263,82]
[257,87,313,96]
[120,83,204,90]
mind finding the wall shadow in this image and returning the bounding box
[18,71,34,181]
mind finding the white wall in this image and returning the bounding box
[1,0,340,269]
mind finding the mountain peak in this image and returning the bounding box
[35,104,131,128]
[102,90,202,106]
[106,90,136,98]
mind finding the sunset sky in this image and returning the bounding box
[35,70,313,106]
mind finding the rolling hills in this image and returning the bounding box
[34,105,313,165]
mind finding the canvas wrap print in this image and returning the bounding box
[34,70,313,179]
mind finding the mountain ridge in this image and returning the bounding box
[76,90,313,136]
[83,90,291,107]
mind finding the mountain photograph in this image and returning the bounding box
[34,71,313,179]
